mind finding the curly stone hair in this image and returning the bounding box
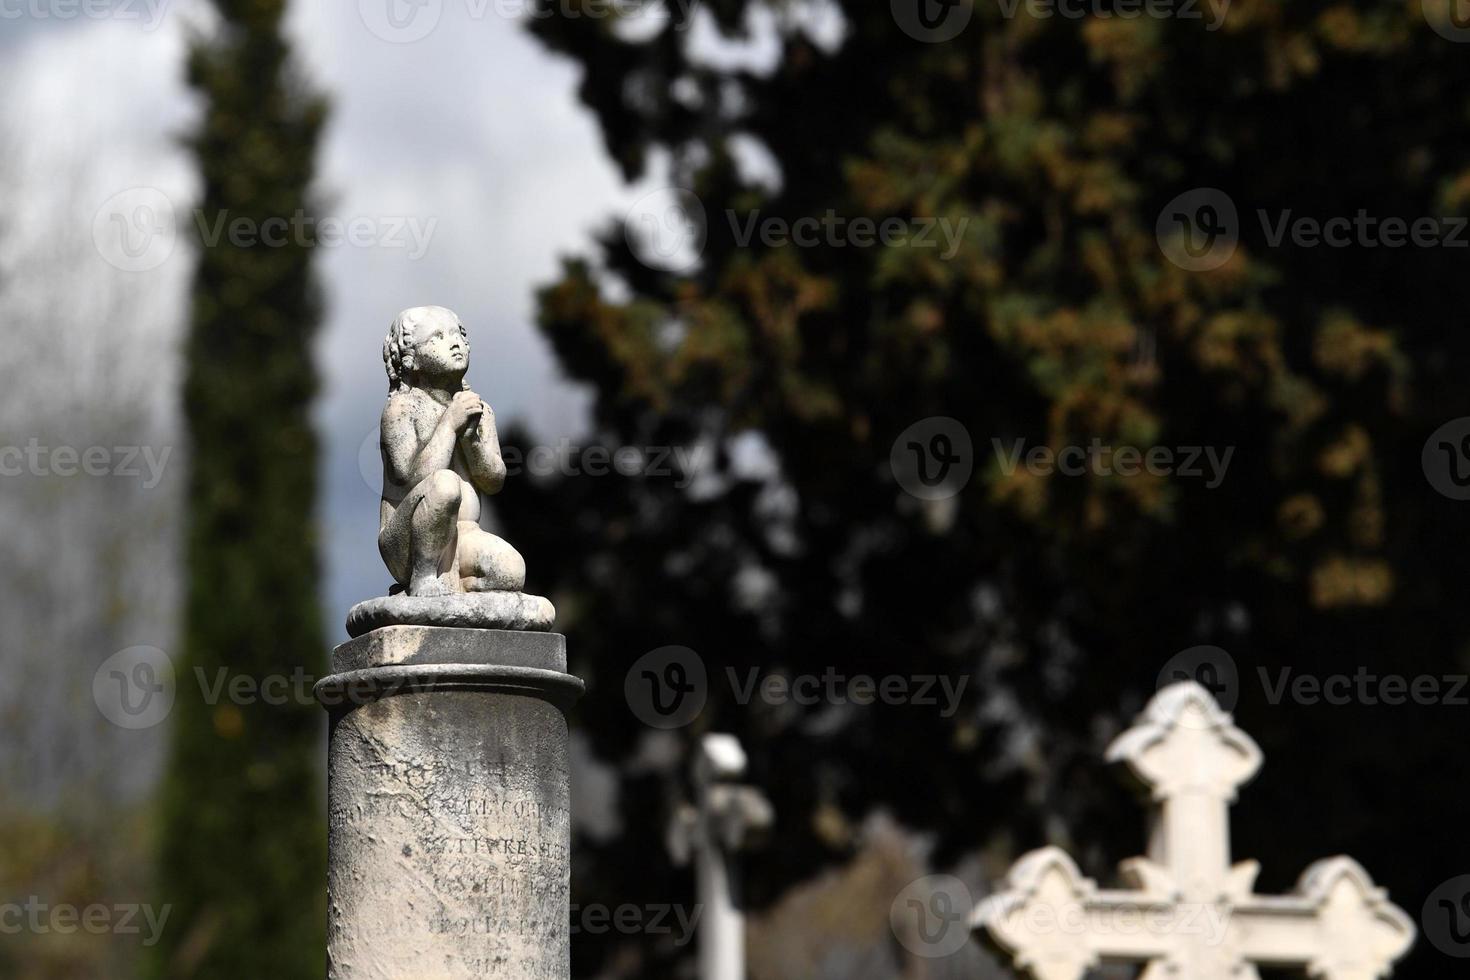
[383,306,471,393]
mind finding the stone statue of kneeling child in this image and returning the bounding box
[346,305,553,636]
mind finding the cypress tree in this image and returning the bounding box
[153,1,328,976]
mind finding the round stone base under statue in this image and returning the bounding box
[317,626,582,980]
[347,591,556,638]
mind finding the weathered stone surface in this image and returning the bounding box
[317,627,583,980]
[373,306,540,601]
[346,592,556,638]
[972,682,1415,980]
[333,625,565,673]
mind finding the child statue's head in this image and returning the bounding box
[384,306,470,392]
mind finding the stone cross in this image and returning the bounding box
[669,735,774,980]
[973,681,1414,980]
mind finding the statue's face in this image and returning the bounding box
[409,309,468,379]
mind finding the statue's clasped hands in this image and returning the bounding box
[448,390,491,435]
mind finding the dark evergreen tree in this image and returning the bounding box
[153,1,328,976]
[507,2,1470,976]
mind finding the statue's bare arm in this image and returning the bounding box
[460,399,507,496]
[381,394,478,492]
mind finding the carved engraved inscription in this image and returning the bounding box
[327,695,571,980]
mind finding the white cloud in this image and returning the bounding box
[285,3,650,624]
[3,1,655,638]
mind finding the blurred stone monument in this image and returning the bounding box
[316,307,582,979]
[973,681,1415,980]
[669,734,774,980]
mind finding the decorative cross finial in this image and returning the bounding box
[973,681,1415,980]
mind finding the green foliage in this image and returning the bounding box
[151,3,328,977]
[0,806,155,980]
[511,1,1470,976]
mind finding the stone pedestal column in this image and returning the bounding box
[316,626,583,980]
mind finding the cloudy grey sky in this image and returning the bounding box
[3,0,680,640]
[4,0,831,654]
[292,0,637,633]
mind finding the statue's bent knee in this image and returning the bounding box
[425,470,462,509]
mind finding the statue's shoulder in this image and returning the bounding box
[381,388,421,423]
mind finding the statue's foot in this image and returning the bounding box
[408,572,456,597]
